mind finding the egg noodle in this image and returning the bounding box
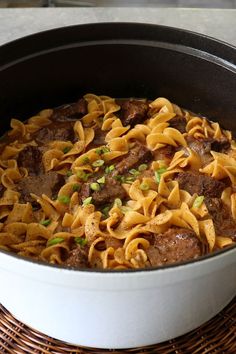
[0,94,235,269]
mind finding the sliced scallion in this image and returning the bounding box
[154,167,167,183]
[58,195,70,204]
[193,195,204,208]
[40,219,51,227]
[75,237,88,246]
[83,197,93,205]
[92,159,105,167]
[47,237,64,247]
[90,182,100,191]
[140,182,150,191]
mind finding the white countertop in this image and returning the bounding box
[0,8,236,46]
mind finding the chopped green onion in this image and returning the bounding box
[102,206,110,218]
[193,195,205,208]
[92,159,105,167]
[90,182,100,191]
[138,164,148,172]
[114,175,127,183]
[97,176,105,184]
[82,156,90,164]
[58,195,70,204]
[96,147,110,155]
[63,146,71,154]
[140,182,150,191]
[154,167,167,183]
[114,198,122,207]
[47,237,64,247]
[66,170,73,177]
[72,184,81,192]
[83,197,93,205]
[105,165,115,173]
[75,237,88,246]
[40,219,51,226]
[77,170,90,181]
[129,169,140,176]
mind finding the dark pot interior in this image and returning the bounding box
[0,22,236,136]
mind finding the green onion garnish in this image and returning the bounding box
[114,198,122,207]
[47,237,64,247]
[90,182,100,191]
[97,176,105,184]
[40,219,51,226]
[92,159,105,167]
[75,237,88,246]
[193,195,205,208]
[129,169,140,176]
[138,164,148,172]
[77,170,90,181]
[82,156,90,164]
[58,195,70,204]
[154,167,167,183]
[102,206,110,218]
[63,146,71,154]
[66,170,73,177]
[72,184,81,192]
[105,165,115,173]
[83,197,93,205]
[96,147,110,155]
[140,182,150,191]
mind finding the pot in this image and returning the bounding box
[0,23,236,349]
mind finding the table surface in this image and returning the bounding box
[0,7,236,46]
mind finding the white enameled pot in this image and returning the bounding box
[0,247,235,349]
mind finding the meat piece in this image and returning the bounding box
[52,98,88,121]
[86,129,107,150]
[205,198,236,241]
[17,145,42,175]
[80,176,127,207]
[17,171,65,204]
[95,237,123,251]
[177,172,226,198]
[115,142,152,175]
[34,121,75,144]
[118,99,148,126]
[169,115,187,133]
[64,245,89,268]
[146,228,201,267]
[186,136,230,166]
[152,145,175,164]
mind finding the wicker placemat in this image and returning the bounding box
[0,298,235,354]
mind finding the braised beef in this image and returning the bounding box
[177,172,226,198]
[17,146,42,175]
[95,237,123,251]
[118,99,148,127]
[52,98,88,121]
[80,176,127,206]
[205,198,236,241]
[34,121,75,144]
[152,145,175,164]
[17,171,65,204]
[86,129,107,150]
[146,228,201,267]
[115,142,152,175]
[169,115,187,133]
[186,136,230,166]
[64,245,89,268]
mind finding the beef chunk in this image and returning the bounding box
[34,121,74,144]
[152,145,175,164]
[86,129,107,150]
[64,245,89,268]
[95,237,123,251]
[205,198,236,241]
[146,228,201,267]
[17,171,65,204]
[177,172,226,198]
[0,184,5,198]
[52,98,88,121]
[186,136,230,166]
[80,176,127,207]
[18,146,42,175]
[169,115,187,133]
[115,142,152,175]
[118,99,148,127]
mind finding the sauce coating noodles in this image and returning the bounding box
[0,94,235,269]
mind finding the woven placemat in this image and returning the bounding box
[0,298,235,354]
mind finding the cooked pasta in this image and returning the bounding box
[0,94,235,269]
